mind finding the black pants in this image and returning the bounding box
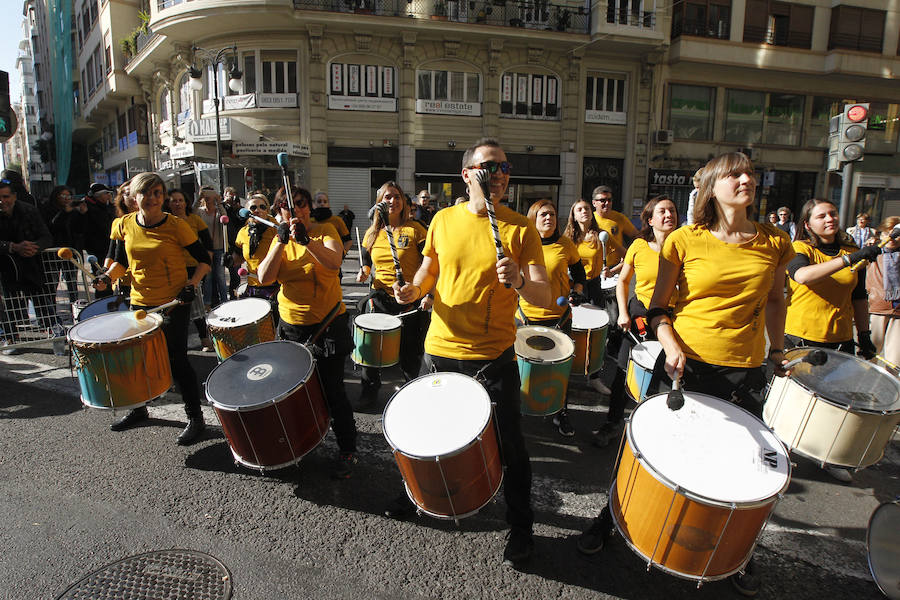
[131,302,202,419]
[360,290,428,390]
[426,349,533,532]
[279,312,357,453]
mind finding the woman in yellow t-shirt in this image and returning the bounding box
[257,186,358,479]
[354,182,429,407]
[592,195,679,448]
[517,199,587,437]
[91,172,211,446]
[165,188,214,350]
[231,193,279,303]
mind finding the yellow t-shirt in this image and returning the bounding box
[112,213,198,306]
[519,236,580,321]
[660,223,794,368]
[364,219,428,291]
[594,209,638,265]
[625,238,665,308]
[424,203,545,360]
[275,222,346,325]
[234,224,277,286]
[180,213,208,268]
[574,235,605,279]
[785,241,858,343]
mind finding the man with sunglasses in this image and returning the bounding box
[394,138,550,568]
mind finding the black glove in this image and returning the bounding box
[293,220,311,245]
[857,330,877,360]
[91,274,111,289]
[176,285,196,304]
[848,245,882,265]
[277,223,291,244]
[221,253,233,269]
[568,290,588,306]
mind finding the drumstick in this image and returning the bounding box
[473,169,510,289]
[238,208,279,229]
[377,202,405,287]
[56,248,96,279]
[850,224,900,272]
[133,299,182,320]
[666,376,684,411]
[782,349,828,371]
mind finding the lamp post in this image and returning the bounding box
[188,45,242,201]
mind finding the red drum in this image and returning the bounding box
[383,372,503,521]
[205,341,329,471]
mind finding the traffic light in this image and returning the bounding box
[838,103,868,163]
[0,70,12,143]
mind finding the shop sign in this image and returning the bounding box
[649,169,694,187]
[328,95,397,112]
[232,141,310,157]
[585,110,626,125]
[416,100,481,116]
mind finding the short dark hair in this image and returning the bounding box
[461,137,502,170]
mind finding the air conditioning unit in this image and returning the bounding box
[653,130,674,145]
[738,147,759,161]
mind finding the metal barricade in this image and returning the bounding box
[0,247,94,352]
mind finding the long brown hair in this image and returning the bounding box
[639,195,678,241]
[527,199,557,237]
[564,198,600,245]
[366,181,409,252]
[693,152,756,227]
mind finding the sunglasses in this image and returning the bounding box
[467,161,511,175]
[249,204,267,211]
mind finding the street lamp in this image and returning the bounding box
[189,45,242,201]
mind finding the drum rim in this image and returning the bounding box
[354,312,403,331]
[205,340,316,411]
[515,325,575,364]
[626,392,791,508]
[382,371,492,459]
[205,297,272,328]
[781,348,900,415]
[68,312,162,343]
[867,500,900,600]
[608,479,752,583]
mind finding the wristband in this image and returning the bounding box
[514,273,525,290]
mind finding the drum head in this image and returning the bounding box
[515,326,574,363]
[867,500,900,600]
[69,312,161,343]
[785,347,900,413]
[206,341,314,410]
[631,341,663,370]
[207,298,271,328]
[383,372,491,458]
[631,392,790,504]
[355,312,402,331]
[572,304,610,331]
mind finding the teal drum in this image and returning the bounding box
[515,326,575,416]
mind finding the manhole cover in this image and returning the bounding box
[57,549,232,600]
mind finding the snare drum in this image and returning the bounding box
[351,313,402,368]
[515,326,575,416]
[74,296,130,322]
[571,305,610,375]
[68,312,171,410]
[383,373,503,520]
[626,341,663,403]
[867,500,900,600]
[206,341,329,471]
[611,392,790,582]
[763,347,900,469]
[205,298,275,362]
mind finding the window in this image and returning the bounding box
[743,1,813,49]
[668,84,714,140]
[829,6,884,53]
[416,69,481,103]
[606,0,655,28]
[585,75,626,123]
[500,72,559,120]
[724,90,803,146]
[672,0,731,40]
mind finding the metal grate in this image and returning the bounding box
[57,550,232,600]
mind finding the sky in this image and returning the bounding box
[1,4,24,103]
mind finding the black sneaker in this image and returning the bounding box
[576,514,612,555]
[729,563,760,597]
[591,420,623,448]
[384,493,415,519]
[552,410,575,437]
[110,406,149,431]
[502,528,534,567]
[332,452,358,479]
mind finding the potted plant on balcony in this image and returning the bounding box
[431,0,448,20]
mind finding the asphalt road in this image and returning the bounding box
[0,261,897,599]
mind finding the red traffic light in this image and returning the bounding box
[847,105,868,123]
